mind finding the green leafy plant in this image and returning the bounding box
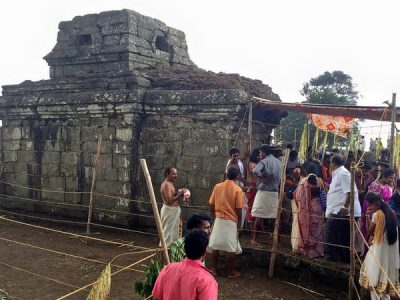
[134,259,163,298]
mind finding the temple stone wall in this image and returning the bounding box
[0,9,284,230]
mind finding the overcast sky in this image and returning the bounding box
[0,0,398,144]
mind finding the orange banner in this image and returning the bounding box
[307,113,354,137]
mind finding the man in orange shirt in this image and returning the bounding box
[208,167,244,279]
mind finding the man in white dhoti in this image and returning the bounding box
[209,167,244,279]
[251,145,282,243]
[160,167,184,246]
[225,147,249,228]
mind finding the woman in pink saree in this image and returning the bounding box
[361,168,395,239]
[293,166,326,259]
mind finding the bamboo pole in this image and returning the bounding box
[306,120,310,158]
[390,93,397,168]
[86,135,102,234]
[268,149,290,278]
[348,163,356,300]
[247,101,253,183]
[248,101,253,152]
[140,159,170,264]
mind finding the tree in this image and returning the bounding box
[277,71,359,150]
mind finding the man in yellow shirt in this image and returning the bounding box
[208,167,244,279]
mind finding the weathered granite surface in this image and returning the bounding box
[0,9,285,228]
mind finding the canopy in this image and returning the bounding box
[252,97,400,122]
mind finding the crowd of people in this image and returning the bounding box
[152,142,400,300]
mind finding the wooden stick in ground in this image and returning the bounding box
[140,159,170,264]
[390,93,397,168]
[348,164,356,300]
[87,135,102,234]
[268,148,290,278]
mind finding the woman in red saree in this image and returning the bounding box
[294,166,325,259]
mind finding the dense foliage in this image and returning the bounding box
[276,71,359,149]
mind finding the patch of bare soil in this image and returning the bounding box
[0,215,345,299]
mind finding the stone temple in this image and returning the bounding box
[0,9,285,228]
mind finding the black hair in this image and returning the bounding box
[186,213,212,231]
[228,148,240,157]
[289,150,298,160]
[331,155,345,166]
[260,145,272,156]
[184,229,209,260]
[249,148,260,163]
[365,193,398,245]
[397,179,400,187]
[363,160,373,171]
[307,174,318,185]
[227,167,239,180]
[382,168,395,178]
[323,155,331,163]
[302,161,319,177]
[164,166,175,178]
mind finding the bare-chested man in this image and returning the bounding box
[160,167,183,246]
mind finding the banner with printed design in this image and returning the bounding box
[307,113,354,137]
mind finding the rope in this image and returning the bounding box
[272,248,348,274]
[280,206,356,221]
[0,193,89,209]
[0,261,87,291]
[0,215,152,250]
[0,180,209,210]
[0,207,158,236]
[56,252,156,300]
[0,180,89,194]
[0,236,145,274]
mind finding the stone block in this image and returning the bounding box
[83,141,97,153]
[95,180,124,196]
[105,168,118,181]
[65,176,78,191]
[176,156,202,171]
[2,162,14,173]
[91,117,109,127]
[42,164,60,177]
[42,152,61,164]
[202,156,228,172]
[17,150,35,163]
[82,126,115,142]
[188,188,211,206]
[112,154,131,169]
[2,127,22,140]
[113,142,131,154]
[141,142,166,158]
[2,141,21,151]
[60,164,77,177]
[20,140,34,151]
[116,128,132,142]
[188,173,222,190]
[141,128,168,142]
[41,189,65,202]
[41,176,65,190]
[44,140,65,152]
[13,163,28,173]
[143,155,163,170]
[3,151,17,162]
[97,153,113,169]
[61,152,79,165]
[117,168,130,182]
